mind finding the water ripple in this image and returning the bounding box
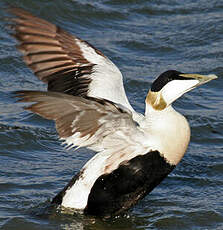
[0,0,222,229]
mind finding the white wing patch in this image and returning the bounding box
[75,39,134,111]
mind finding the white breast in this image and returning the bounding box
[143,105,191,165]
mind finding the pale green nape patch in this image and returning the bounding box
[146,90,167,110]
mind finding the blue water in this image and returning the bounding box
[0,0,222,229]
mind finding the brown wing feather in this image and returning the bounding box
[15,90,130,139]
[9,7,98,96]
[9,7,135,113]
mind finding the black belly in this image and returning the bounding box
[84,150,175,218]
[52,150,175,218]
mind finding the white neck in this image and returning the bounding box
[143,103,190,165]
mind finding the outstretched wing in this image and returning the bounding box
[9,8,133,111]
[16,91,150,169]
[16,90,154,212]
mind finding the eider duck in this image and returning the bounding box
[9,8,217,218]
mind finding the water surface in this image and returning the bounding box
[0,0,222,229]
